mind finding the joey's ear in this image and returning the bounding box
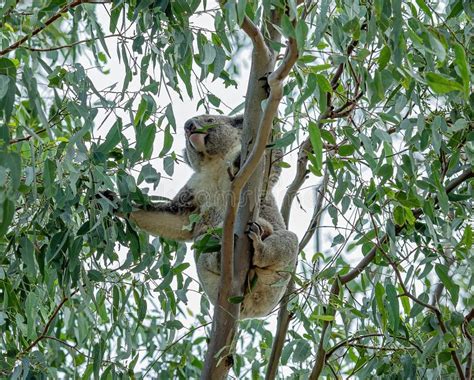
[231,114,244,129]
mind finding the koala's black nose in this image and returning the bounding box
[184,119,197,135]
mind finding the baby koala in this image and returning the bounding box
[127,114,298,318]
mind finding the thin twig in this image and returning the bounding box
[22,34,132,52]
[325,333,422,360]
[21,290,78,354]
[9,128,47,144]
[0,0,110,56]
[464,309,474,379]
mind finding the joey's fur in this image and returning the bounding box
[127,114,298,318]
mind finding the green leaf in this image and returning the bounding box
[109,3,122,32]
[163,156,175,176]
[165,103,176,131]
[235,0,246,25]
[292,340,311,362]
[386,283,400,333]
[378,45,391,70]
[270,131,296,149]
[338,144,355,156]
[375,282,387,328]
[453,43,470,97]
[311,314,335,321]
[20,237,36,277]
[280,14,295,38]
[136,123,156,160]
[0,75,9,99]
[88,270,105,282]
[310,63,332,73]
[308,122,323,176]
[0,199,14,237]
[208,94,221,107]
[295,19,308,51]
[0,74,15,122]
[172,263,190,274]
[202,44,216,65]
[97,119,122,154]
[415,0,432,17]
[458,225,472,250]
[0,152,21,190]
[447,0,463,19]
[435,264,459,306]
[159,125,173,157]
[315,74,332,93]
[43,159,57,197]
[425,72,463,94]
[393,206,405,226]
[409,292,429,318]
[137,164,160,188]
[0,57,17,78]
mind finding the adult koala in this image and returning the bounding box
[124,114,298,318]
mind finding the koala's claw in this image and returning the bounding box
[246,222,263,236]
[99,190,118,202]
[247,222,264,251]
[95,190,119,211]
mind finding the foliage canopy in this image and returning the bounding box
[0,0,473,378]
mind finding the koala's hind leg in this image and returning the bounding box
[248,223,298,270]
[195,249,220,305]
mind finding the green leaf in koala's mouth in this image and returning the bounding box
[196,123,217,132]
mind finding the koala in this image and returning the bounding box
[125,114,298,318]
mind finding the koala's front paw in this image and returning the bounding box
[94,190,119,212]
[247,222,264,263]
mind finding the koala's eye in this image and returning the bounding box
[205,117,215,124]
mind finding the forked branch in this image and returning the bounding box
[201,10,300,380]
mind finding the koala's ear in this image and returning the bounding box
[231,114,244,129]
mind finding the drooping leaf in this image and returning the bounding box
[425,72,463,94]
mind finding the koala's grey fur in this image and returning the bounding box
[128,114,298,318]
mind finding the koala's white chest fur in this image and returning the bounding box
[188,158,232,212]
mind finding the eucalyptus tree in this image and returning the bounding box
[0,0,472,379]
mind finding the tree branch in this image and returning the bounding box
[21,33,129,52]
[241,16,269,55]
[309,169,473,379]
[280,136,312,226]
[299,159,330,251]
[201,15,298,380]
[9,128,47,144]
[266,167,328,380]
[269,36,362,378]
[464,309,474,379]
[265,280,295,380]
[0,0,109,56]
[20,290,78,354]
[325,333,422,360]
